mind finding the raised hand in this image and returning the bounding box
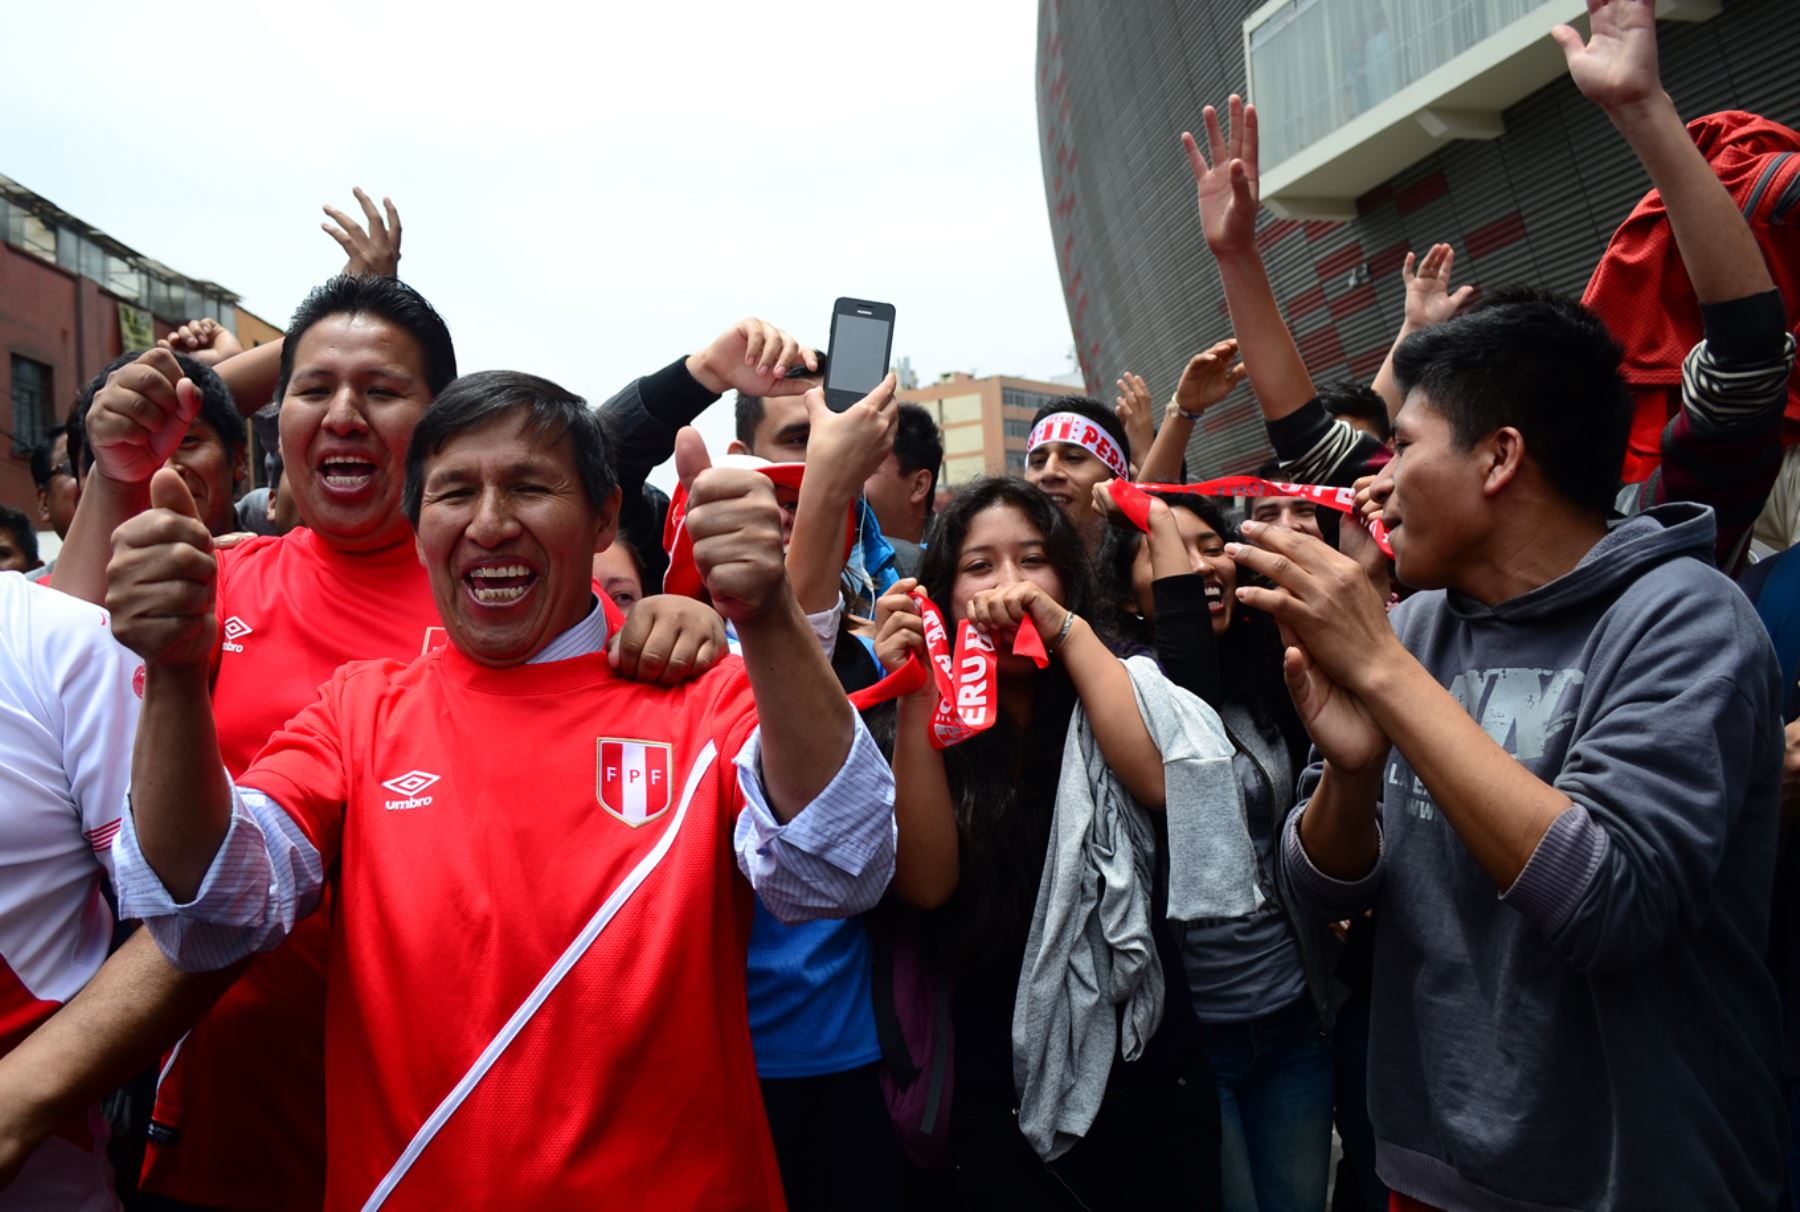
[158,317,244,368]
[1182,95,1261,258]
[106,468,217,669]
[686,317,819,399]
[1114,372,1155,464]
[965,582,1068,649]
[873,579,936,697]
[1172,338,1248,418]
[322,187,402,278]
[1227,518,1400,693]
[802,374,900,484]
[1552,0,1662,114]
[1401,245,1475,331]
[1277,628,1390,775]
[1351,471,1388,525]
[86,350,204,486]
[676,427,790,622]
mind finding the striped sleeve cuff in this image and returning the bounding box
[1268,402,1383,487]
[733,713,897,923]
[1280,803,1384,919]
[1499,803,1608,937]
[114,782,325,971]
[1683,293,1796,429]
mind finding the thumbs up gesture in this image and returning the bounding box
[676,428,790,623]
[106,468,219,668]
[86,349,205,486]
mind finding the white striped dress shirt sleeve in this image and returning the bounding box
[113,783,325,972]
[732,713,897,924]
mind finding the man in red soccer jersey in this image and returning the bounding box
[105,369,894,1208]
[39,273,756,1210]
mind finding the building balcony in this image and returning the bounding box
[1246,0,1721,219]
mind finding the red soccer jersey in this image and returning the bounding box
[239,644,784,1209]
[142,528,625,1210]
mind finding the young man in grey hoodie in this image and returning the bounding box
[1221,1,1791,1207]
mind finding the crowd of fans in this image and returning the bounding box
[1,3,1797,1209]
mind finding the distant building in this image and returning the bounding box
[0,173,277,518]
[1038,0,1795,478]
[898,371,1082,485]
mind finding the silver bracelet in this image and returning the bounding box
[1053,610,1077,650]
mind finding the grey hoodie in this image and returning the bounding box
[1281,502,1786,1211]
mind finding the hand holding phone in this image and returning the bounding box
[825,297,896,412]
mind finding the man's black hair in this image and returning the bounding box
[1027,395,1131,469]
[1392,287,1631,517]
[894,402,943,516]
[0,504,40,565]
[734,392,766,447]
[1318,381,1392,444]
[403,370,617,525]
[278,275,457,404]
[68,352,246,477]
[29,425,69,489]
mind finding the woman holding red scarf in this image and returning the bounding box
[1097,484,1352,1212]
[871,477,1225,1211]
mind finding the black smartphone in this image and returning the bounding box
[824,297,896,412]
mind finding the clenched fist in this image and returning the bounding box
[676,429,792,623]
[107,468,217,668]
[86,349,204,486]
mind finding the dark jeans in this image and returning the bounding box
[1331,988,1387,1212]
[1202,995,1334,1212]
[761,1063,903,1212]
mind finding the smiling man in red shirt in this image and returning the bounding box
[104,370,894,1208]
[42,272,741,1209]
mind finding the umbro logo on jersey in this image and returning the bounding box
[221,616,253,653]
[598,739,672,827]
[382,769,440,811]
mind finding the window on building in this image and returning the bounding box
[78,238,107,281]
[1005,450,1026,472]
[105,255,145,303]
[10,355,52,455]
[1003,418,1033,440]
[12,213,56,263]
[1004,388,1060,413]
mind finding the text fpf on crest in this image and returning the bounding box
[596,738,673,827]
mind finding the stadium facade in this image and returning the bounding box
[1036,0,1800,478]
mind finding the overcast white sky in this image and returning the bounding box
[2,0,1075,490]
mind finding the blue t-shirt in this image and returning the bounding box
[746,897,882,1078]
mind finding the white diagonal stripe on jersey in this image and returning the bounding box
[361,740,718,1211]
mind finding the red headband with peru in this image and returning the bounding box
[1027,412,1131,481]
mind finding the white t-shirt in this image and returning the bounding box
[0,571,144,1212]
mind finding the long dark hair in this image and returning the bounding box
[1099,493,1307,768]
[878,477,1113,970]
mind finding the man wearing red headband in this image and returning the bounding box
[1024,396,1135,549]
